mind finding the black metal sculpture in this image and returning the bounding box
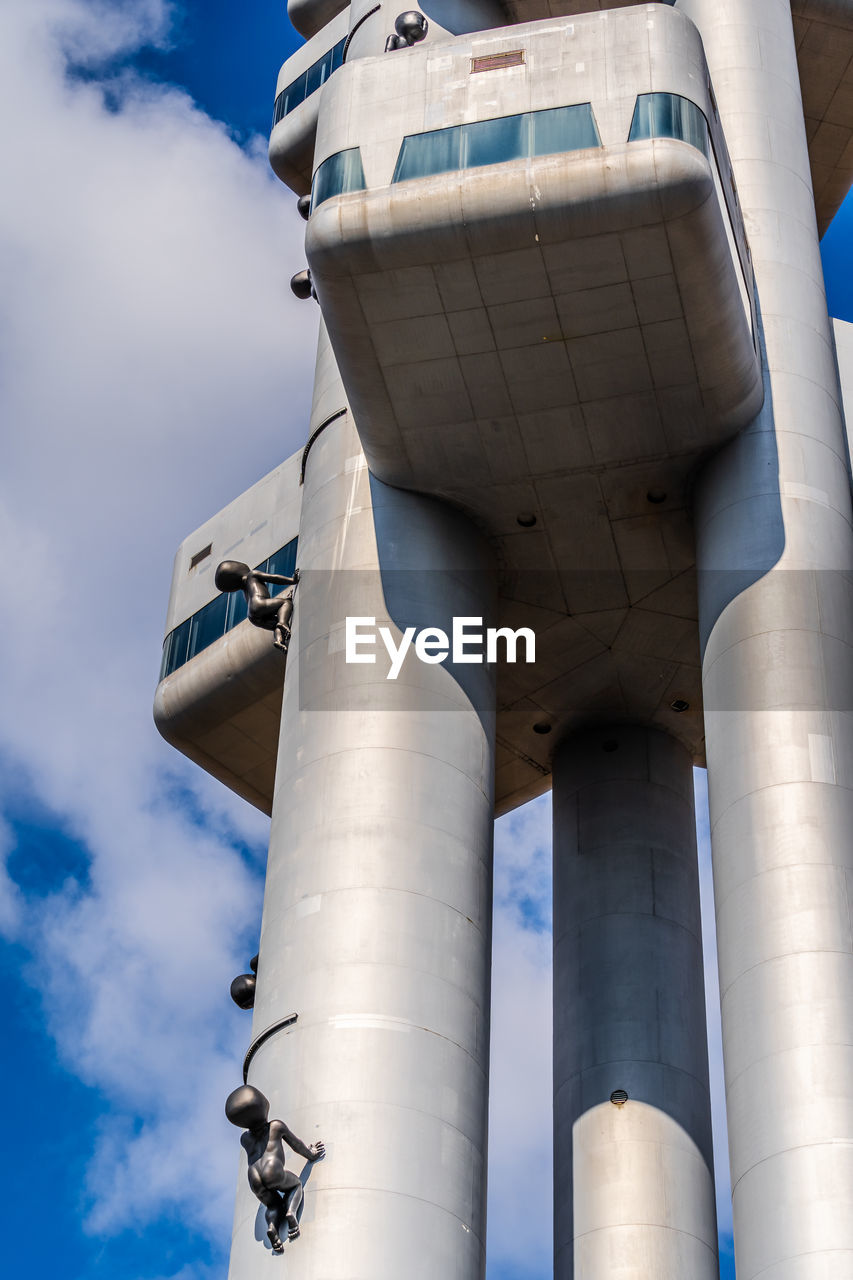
[290,268,316,300]
[386,10,428,51]
[225,1085,325,1253]
[215,561,299,653]
[230,953,259,1010]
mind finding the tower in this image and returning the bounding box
[155,2,853,1276]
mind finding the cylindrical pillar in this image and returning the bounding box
[227,325,497,1279]
[679,2,853,1275]
[552,725,718,1280]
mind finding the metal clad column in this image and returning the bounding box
[552,725,717,1280]
[227,325,497,1279]
[680,1,853,1275]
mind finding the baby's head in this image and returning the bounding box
[225,1084,269,1131]
[214,560,250,593]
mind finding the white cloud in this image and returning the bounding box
[488,794,553,1279]
[149,1265,222,1280]
[0,0,316,1252]
[0,817,24,939]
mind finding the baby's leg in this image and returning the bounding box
[274,594,293,653]
[265,1208,285,1253]
[258,1191,285,1253]
[284,1180,304,1240]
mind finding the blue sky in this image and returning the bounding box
[1,2,851,1278]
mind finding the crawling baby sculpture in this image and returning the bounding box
[225,1085,325,1252]
[214,560,298,653]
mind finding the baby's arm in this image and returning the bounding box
[277,1121,325,1162]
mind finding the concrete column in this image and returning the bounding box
[552,725,717,1280]
[679,2,853,1276]
[227,324,497,1279]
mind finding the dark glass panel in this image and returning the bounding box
[392,126,463,183]
[187,591,229,661]
[266,539,298,592]
[304,57,325,98]
[463,113,529,169]
[532,103,600,157]
[272,39,346,130]
[159,632,173,682]
[330,38,346,72]
[291,69,309,113]
[227,590,248,629]
[164,617,191,677]
[311,148,367,211]
[629,93,708,157]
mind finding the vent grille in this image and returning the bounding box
[471,50,524,74]
[189,543,212,570]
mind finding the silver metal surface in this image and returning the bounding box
[242,1014,299,1084]
[552,725,717,1279]
[226,326,498,1278]
[682,0,853,1275]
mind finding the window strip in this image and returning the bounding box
[627,92,709,157]
[310,148,367,212]
[272,39,346,130]
[390,102,601,185]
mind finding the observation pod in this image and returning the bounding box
[153,456,302,811]
[306,5,763,502]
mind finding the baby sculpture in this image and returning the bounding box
[225,1084,325,1252]
[214,560,299,653]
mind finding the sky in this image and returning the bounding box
[1,2,851,1278]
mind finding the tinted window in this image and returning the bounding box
[464,114,529,169]
[628,93,708,156]
[304,58,326,99]
[311,148,367,211]
[188,591,228,660]
[227,591,248,628]
[329,39,345,73]
[392,103,601,185]
[272,39,346,130]
[161,616,191,679]
[393,126,463,183]
[532,103,600,157]
[265,538,298,585]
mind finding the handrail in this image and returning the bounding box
[342,4,381,62]
[300,407,348,483]
[242,1013,299,1082]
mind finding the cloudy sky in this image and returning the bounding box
[1,2,852,1277]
